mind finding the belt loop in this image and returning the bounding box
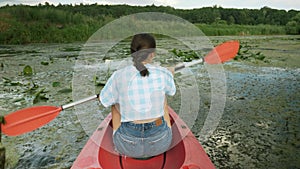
[155,118,163,126]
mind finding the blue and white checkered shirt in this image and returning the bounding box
[100,64,176,122]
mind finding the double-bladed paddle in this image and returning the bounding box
[1,40,239,136]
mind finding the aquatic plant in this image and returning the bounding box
[25,81,39,94]
[41,61,49,66]
[61,46,82,52]
[52,82,60,87]
[2,77,24,87]
[33,88,49,104]
[235,43,266,62]
[23,65,33,76]
[57,88,72,94]
[94,62,113,87]
[170,48,201,62]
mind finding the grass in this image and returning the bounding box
[196,24,286,36]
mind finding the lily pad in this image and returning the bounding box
[41,61,49,66]
[58,88,72,93]
[23,65,33,76]
[52,82,60,87]
[170,48,201,62]
[234,43,265,62]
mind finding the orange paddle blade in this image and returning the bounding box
[204,40,239,64]
[1,106,62,136]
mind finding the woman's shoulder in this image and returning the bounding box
[113,65,136,76]
[147,64,165,71]
[147,64,172,76]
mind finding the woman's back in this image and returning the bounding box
[103,64,175,122]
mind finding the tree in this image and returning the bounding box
[286,13,300,34]
[227,16,235,25]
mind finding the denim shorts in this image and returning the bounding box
[113,117,172,158]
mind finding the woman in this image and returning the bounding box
[100,33,176,158]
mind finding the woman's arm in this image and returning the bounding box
[163,97,172,128]
[111,104,121,131]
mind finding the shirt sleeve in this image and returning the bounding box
[164,71,176,96]
[100,72,118,107]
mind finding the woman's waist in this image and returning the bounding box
[120,110,164,123]
[133,117,161,124]
[122,116,164,129]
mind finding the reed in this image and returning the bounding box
[196,24,286,36]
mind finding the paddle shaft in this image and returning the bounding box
[62,94,99,110]
[174,58,203,71]
[2,40,239,136]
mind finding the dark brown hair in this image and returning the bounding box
[130,33,156,77]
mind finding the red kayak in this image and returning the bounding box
[71,107,215,169]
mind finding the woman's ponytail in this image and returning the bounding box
[131,34,156,77]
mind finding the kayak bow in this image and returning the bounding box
[71,107,215,169]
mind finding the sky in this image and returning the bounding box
[0,0,299,10]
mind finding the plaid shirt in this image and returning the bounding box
[100,64,176,122]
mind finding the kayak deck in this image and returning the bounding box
[71,108,215,169]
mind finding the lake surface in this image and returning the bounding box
[0,35,299,169]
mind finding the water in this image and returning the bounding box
[207,63,300,168]
[0,36,299,169]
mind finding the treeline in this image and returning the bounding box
[0,3,299,44]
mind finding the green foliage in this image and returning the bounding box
[196,24,286,36]
[285,13,300,34]
[23,65,33,76]
[235,43,266,62]
[0,4,299,44]
[0,5,104,44]
[41,61,49,65]
[170,49,200,62]
[52,82,60,87]
[0,116,5,125]
[33,88,49,104]
[58,88,72,93]
[2,77,24,86]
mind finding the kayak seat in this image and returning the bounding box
[120,153,165,169]
[99,147,165,169]
[133,156,154,160]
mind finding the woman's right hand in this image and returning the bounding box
[166,67,175,75]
